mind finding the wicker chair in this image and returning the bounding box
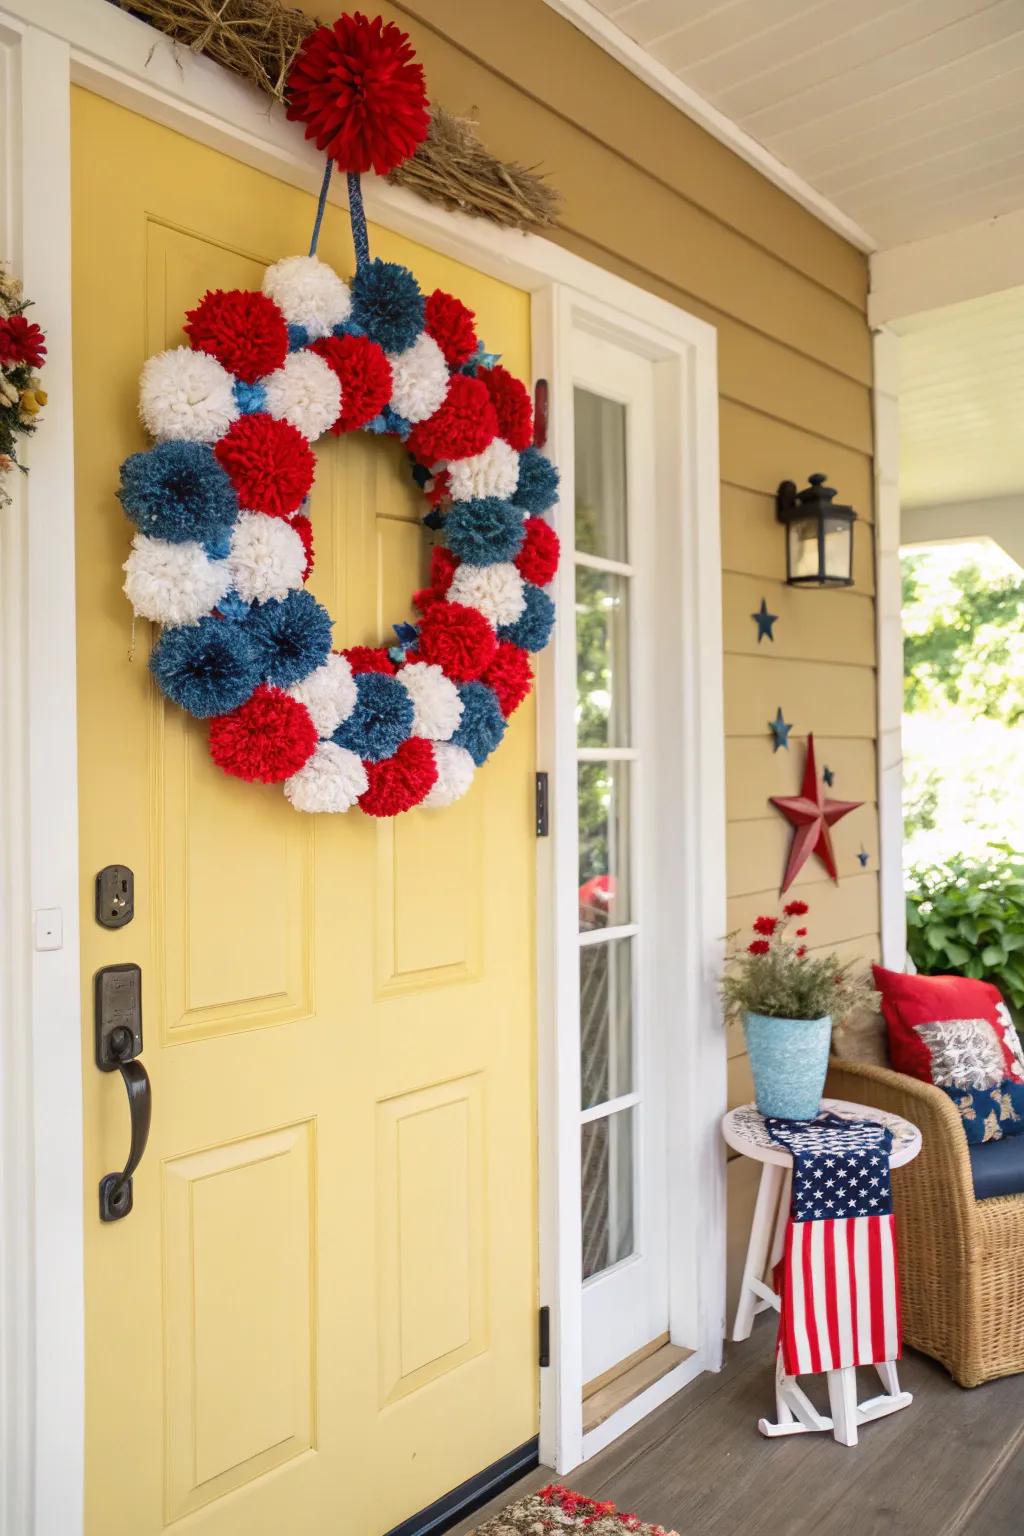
[826,1049,1024,1387]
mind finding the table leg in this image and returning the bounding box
[733,1162,786,1342]
[827,1368,859,1447]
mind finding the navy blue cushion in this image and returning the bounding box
[969,1135,1024,1200]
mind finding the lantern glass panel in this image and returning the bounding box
[788,515,821,582]
[823,515,853,582]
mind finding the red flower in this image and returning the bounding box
[483,642,533,716]
[208,687,317,783]
[407,374,498,465]
[359,737,437,816]
[285,12,430,177]
[424,289,477,368]
[480,364,533,451]
[415,600,497,681]
[748,939,771,955]
[515,516,560,587]
[184,289,288,383]
[309,333,392,432]
[341,644,396,675]
[784,899,809,916]
[796,926,808,937]
[0,313,46,369]
[214,413,315,519]
[291,513,315,580]
[753,915,778,936]
[796,945,808,957]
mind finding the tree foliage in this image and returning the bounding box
[903,555,1024,723]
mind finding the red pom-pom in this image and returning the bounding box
[285,12,429,176]
[359,738,437,817]
[184,289,288,384]
[424,290,477,369]
[291,513,315,580]
[342,645,397,675]
[214,413,315,519]
[407,375,498,466]
[484,643,533,717]
[0,313,47,369]
[208,686,317,783]
[515,517,560,587]
[309,334,392,432]
[415,601,496,682]
[480,365,533,451]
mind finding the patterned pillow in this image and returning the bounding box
[872,966,1024,1086]
[914,1017,1006,1090]
[942,1080,1024,1145]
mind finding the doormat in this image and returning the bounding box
[469,1483,680,1535]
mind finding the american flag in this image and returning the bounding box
[767,1113,901,1375]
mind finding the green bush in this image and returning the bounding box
[906,846,1024,1014]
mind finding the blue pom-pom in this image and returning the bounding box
[233,378,267,414]
[349,259,424,354]
[498,583,555,653]
[451,682,506,766]
[150,617,260,719]
[410,459,431,489]
[333,671,414,762]
[244,589,333,690]
[512,447,559,515]
[444,498,526,565]
[118,441,238,552]
[215,589,252,622]
[287,323,310,352]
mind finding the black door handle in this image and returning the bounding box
[99,1057,152,1222]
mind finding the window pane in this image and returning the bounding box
[580,938,633,1110]
[574,387,628,563]
[578,761,631,931]
[576,566,630,748]
[581,1109,635,1280]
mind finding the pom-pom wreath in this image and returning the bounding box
[285,12,429,177]
[447,438,521,504]
[208,685,317,783]
[448,561,526,629]
[262,351,341,440]
[498,581,555,653]
[342,645,397,675]
[288,652,358,738]
[421,742,475,808]
[480,365,533,451]
[214,412,315,518]
[245,588,333,689]
[150,617,260,719]
[284,741,368,813]
[451,682,507,766]
[424,290,477,370]
[515,516,560,587]
[334,670,414,762]
[387,333,449,424]
[118,441,238,551]
[358,737,437,817]
[413,543,460,614]
[483,643,533,717]
[512,446,559,514]
[262,255,352,340]
[415,600,497,683]
[227,511,307,605]
[123,535,230,628]
[398,661,464,741]
[184,289,288,384]
[139,347,238,443]
[291,512,315,579]
[407,374,498,466]
[349,260,424,356]
[310,334,393,432]
[444,497,525,566]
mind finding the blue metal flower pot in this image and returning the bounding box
[742,1012,832,1121]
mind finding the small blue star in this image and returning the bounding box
[823,765,835,786]
[752,598,778,643]
[769,708,792,752]
[857,848,870,867]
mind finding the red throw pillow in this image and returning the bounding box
[872,965,1024,1086]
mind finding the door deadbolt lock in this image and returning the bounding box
[96,865,134,929]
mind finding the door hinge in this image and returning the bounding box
[535,772,549,837]
[538,1305,551,1368]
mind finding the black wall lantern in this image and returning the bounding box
[776,473,857,588]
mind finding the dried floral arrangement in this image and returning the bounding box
[0,266,47,508]
[721,901,880,1023]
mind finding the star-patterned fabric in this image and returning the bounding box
[766,1111,894,1222]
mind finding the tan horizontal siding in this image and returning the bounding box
[727,807,880,899]
[720,401,873,513]
[727,736,878,821]
[723,574,875,664]
[725,657,876,740]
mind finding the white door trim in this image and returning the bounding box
[0,0,726,1522]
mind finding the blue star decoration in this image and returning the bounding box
[823,765,835,786]
[752,598,778,643]
[857,848,870,867]
[769,707,792,752]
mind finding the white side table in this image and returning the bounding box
[723,1098,922,1445]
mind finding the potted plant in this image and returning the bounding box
[721,901,880,1120]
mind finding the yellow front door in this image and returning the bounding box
[73,88,538,1536]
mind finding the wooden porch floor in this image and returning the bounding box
[453,1325,1024,1535]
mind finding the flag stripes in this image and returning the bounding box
[780,1213,899,1375]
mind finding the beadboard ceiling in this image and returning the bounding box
[582,0,1024,248]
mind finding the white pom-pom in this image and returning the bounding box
[421,743,475,808]
[123,535,230,626]
[262,255,352,339]
[397,660,464,741]
[262,351,341,440]
[446,438,521,503]
[138,347,238,443]
[387,333,449,424]
[227,511,307,605]
[288,653,357,738]
[284,741,368,813]
[447,562,526,628]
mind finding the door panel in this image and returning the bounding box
[73,88,537,1536]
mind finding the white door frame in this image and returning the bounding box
[0,2,726,1526]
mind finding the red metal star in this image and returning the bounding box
[770,734,862,893]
